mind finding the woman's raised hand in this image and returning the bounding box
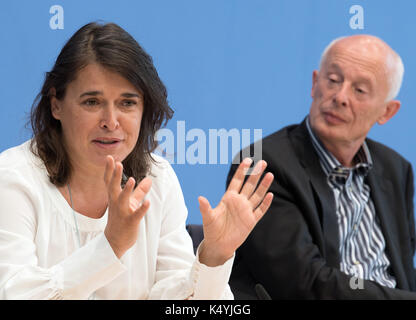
[103,155,152,258]
[198,158,274,266]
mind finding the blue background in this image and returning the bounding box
[0,1,414,230]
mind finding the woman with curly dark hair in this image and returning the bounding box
[0,22,273,299]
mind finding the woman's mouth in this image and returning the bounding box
[92,138,123,148]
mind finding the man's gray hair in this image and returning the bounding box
[319,36,404,102]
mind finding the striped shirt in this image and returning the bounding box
[306,117,396,288]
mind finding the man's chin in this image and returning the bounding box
[313,122,347,143]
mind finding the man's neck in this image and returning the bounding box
[306,117,365,168]
[319,137,364,168]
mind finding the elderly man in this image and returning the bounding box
[227,35,416,299]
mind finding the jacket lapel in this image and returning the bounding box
[290,120,340,267]
[366,166,409,290]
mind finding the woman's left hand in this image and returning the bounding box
[198,158,274,267]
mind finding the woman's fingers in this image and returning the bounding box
[198,196,212,216]
[109,161,123,200]
[104,155,123,203]
[124,177,153,214]
[240,160,267,198]
[103,157,152,258]
[133,199,151,221]
[131,177,152,203]
[253,192,274,221]
[198,195,214,226]
[118,177,136,212]
[227,158,253,193]
[104,155,115,186]
[105,154,152,217]
[249,172,274,208]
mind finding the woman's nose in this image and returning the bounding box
[100,105,119,131]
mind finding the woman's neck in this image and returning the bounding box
[60,162,109,219]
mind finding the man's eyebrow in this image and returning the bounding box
[326,63,341,71]
[79,91,102,98]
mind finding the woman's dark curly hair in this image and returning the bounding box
[30,22,173,186]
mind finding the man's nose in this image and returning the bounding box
[100,105,119,131]
[333,84,349,108]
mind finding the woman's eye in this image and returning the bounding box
[83,99,99,106]
[122,100,137,107]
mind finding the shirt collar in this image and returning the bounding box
[305,116,373,180]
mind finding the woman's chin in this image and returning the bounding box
[89,154,125,168]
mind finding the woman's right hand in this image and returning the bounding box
[103,155,152,258]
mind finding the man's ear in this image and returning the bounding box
[49,88,62,120]
[377,100,401,125]
[311,70,319,98]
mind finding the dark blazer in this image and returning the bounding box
[227,119,416,299]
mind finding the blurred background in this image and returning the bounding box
[0,0,414,230]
